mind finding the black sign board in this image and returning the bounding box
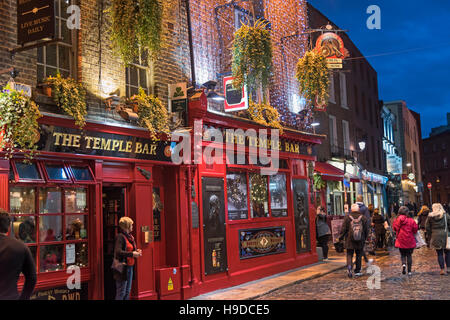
[202,177,228,275]
[37,125,174,162]
[171,99,188,127]
[17,0,55,45]
[292,179,311,253]
[30,283,88,300]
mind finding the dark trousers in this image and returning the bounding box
[376,232,385,249]
[436,249,450,270]
[399,248,414,272]
[347,249,363,273]
[116,265,133,300]
[317,235,330,259]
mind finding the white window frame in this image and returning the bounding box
[329,73,336,104]
[329,115,338,148]
[342,120,350,156]
[339,72,348,109]
[125,50,150,98]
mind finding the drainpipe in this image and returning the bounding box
[185,0,196,88]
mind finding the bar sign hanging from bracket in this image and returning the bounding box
[17,0,55,45]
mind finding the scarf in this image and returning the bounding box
[120,230,137,251]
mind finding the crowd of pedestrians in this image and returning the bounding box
[325,197,450,278]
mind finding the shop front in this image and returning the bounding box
[361,171,388,214]
[184,93,323,298]
[1,114,188,300]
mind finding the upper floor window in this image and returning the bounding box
[37,0,75,83]
[339,73,347,108]
[329,73,336,104]
[125,50,150,97]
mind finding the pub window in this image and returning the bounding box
[44,164,70,181]
[37,0,75,82]
[14,162,43,181]
[226,169,289,221]
[125,50,150,97]
[9,161,90,274]
[70,166,94,181]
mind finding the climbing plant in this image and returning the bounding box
[313,173,326,191]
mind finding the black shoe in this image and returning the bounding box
[347,267,353,278]
[402,264,406,275]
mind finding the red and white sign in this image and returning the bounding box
[427,182,432,189]
[315,32,349,69]
[223,76,248,112]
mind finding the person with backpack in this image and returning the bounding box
[355,195,374,261]
[338,203,369,278]
[393,206,418,276]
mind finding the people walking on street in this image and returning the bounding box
[425,203,450,275]
[315,206,331,261]
[338,203,369,278]
[393,206,418,276]
[113,217,142,300]
[372,208,386,249]
[355,195,375,261]
[417,205,430,247]
[0,209,36,300]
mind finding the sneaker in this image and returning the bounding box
[354,272,363,277]
[408,272,412,276]
[323,258,329,261]
[367,259,374,266]
[347,269,353,278]
[402,264,407,275]
[440,269,446,275]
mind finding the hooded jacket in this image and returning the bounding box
[356,202,372,229]
[425,208,450,250]
[393,214,418,249]
[417,209,430,230]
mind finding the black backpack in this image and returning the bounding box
[349,215,364,241]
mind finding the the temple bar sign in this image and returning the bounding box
[17,0,55,45]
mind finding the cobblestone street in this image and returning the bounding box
[257,247,450,300]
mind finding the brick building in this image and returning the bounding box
[422,114,450,206]
[308,4,388,215]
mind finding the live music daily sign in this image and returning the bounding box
[17,0,55,45]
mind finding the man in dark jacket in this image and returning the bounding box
[355,195,373,261]
[0,209,36,300]
[339,203,369,278]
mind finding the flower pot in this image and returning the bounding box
[42,85,52,97]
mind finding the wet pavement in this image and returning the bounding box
[256,247,450,300]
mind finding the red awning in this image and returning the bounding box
[314,162,344,181]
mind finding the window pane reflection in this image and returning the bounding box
[45,165,69,180]
[40,245,63,272]
[15,162,41,180]
[39,187,62,213]
[10,187,36,214]
[11,216,36,243]
[65,189,87,213]
[66,243,88,268]
[39,215,63,242]
[65,215,87,240]
[270,174,288,217]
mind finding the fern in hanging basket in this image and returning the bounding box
[131,88,170,141]
[109,0,163,65]
[0,84,42,160]
[45,73,87,129]
[296,50,330,107]
[232,19,273,96]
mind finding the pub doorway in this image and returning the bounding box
[102,186,127,300]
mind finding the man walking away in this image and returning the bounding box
[339,203,369,278]
[355,195,374,263]
[0,209,36,300]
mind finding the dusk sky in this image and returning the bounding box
[309,0,450,138]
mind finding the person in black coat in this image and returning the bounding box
[372,208,386,249]
[338,203,369,278]
[315,206,331,260]
[0,209,36,300]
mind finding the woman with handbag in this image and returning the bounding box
[393,206,418,276]
[315,206,331,260]
[425,203,450,275]
[113,217,142,300]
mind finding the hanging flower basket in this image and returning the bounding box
[232,19,273,101]
[131,88,171,141]
[45,73,87,129]
[296,50,330,108]
[0,84,42,160]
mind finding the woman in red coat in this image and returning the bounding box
[393,206,419,276]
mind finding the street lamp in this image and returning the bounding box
[358,141,366,152]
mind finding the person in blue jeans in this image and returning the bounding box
[113,217,142,300]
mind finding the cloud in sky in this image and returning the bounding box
[308,0,450,137]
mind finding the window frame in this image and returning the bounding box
[225,159,291,224]
[10,161,46,184]
[41,161,73,184]
[9,160,91,275]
